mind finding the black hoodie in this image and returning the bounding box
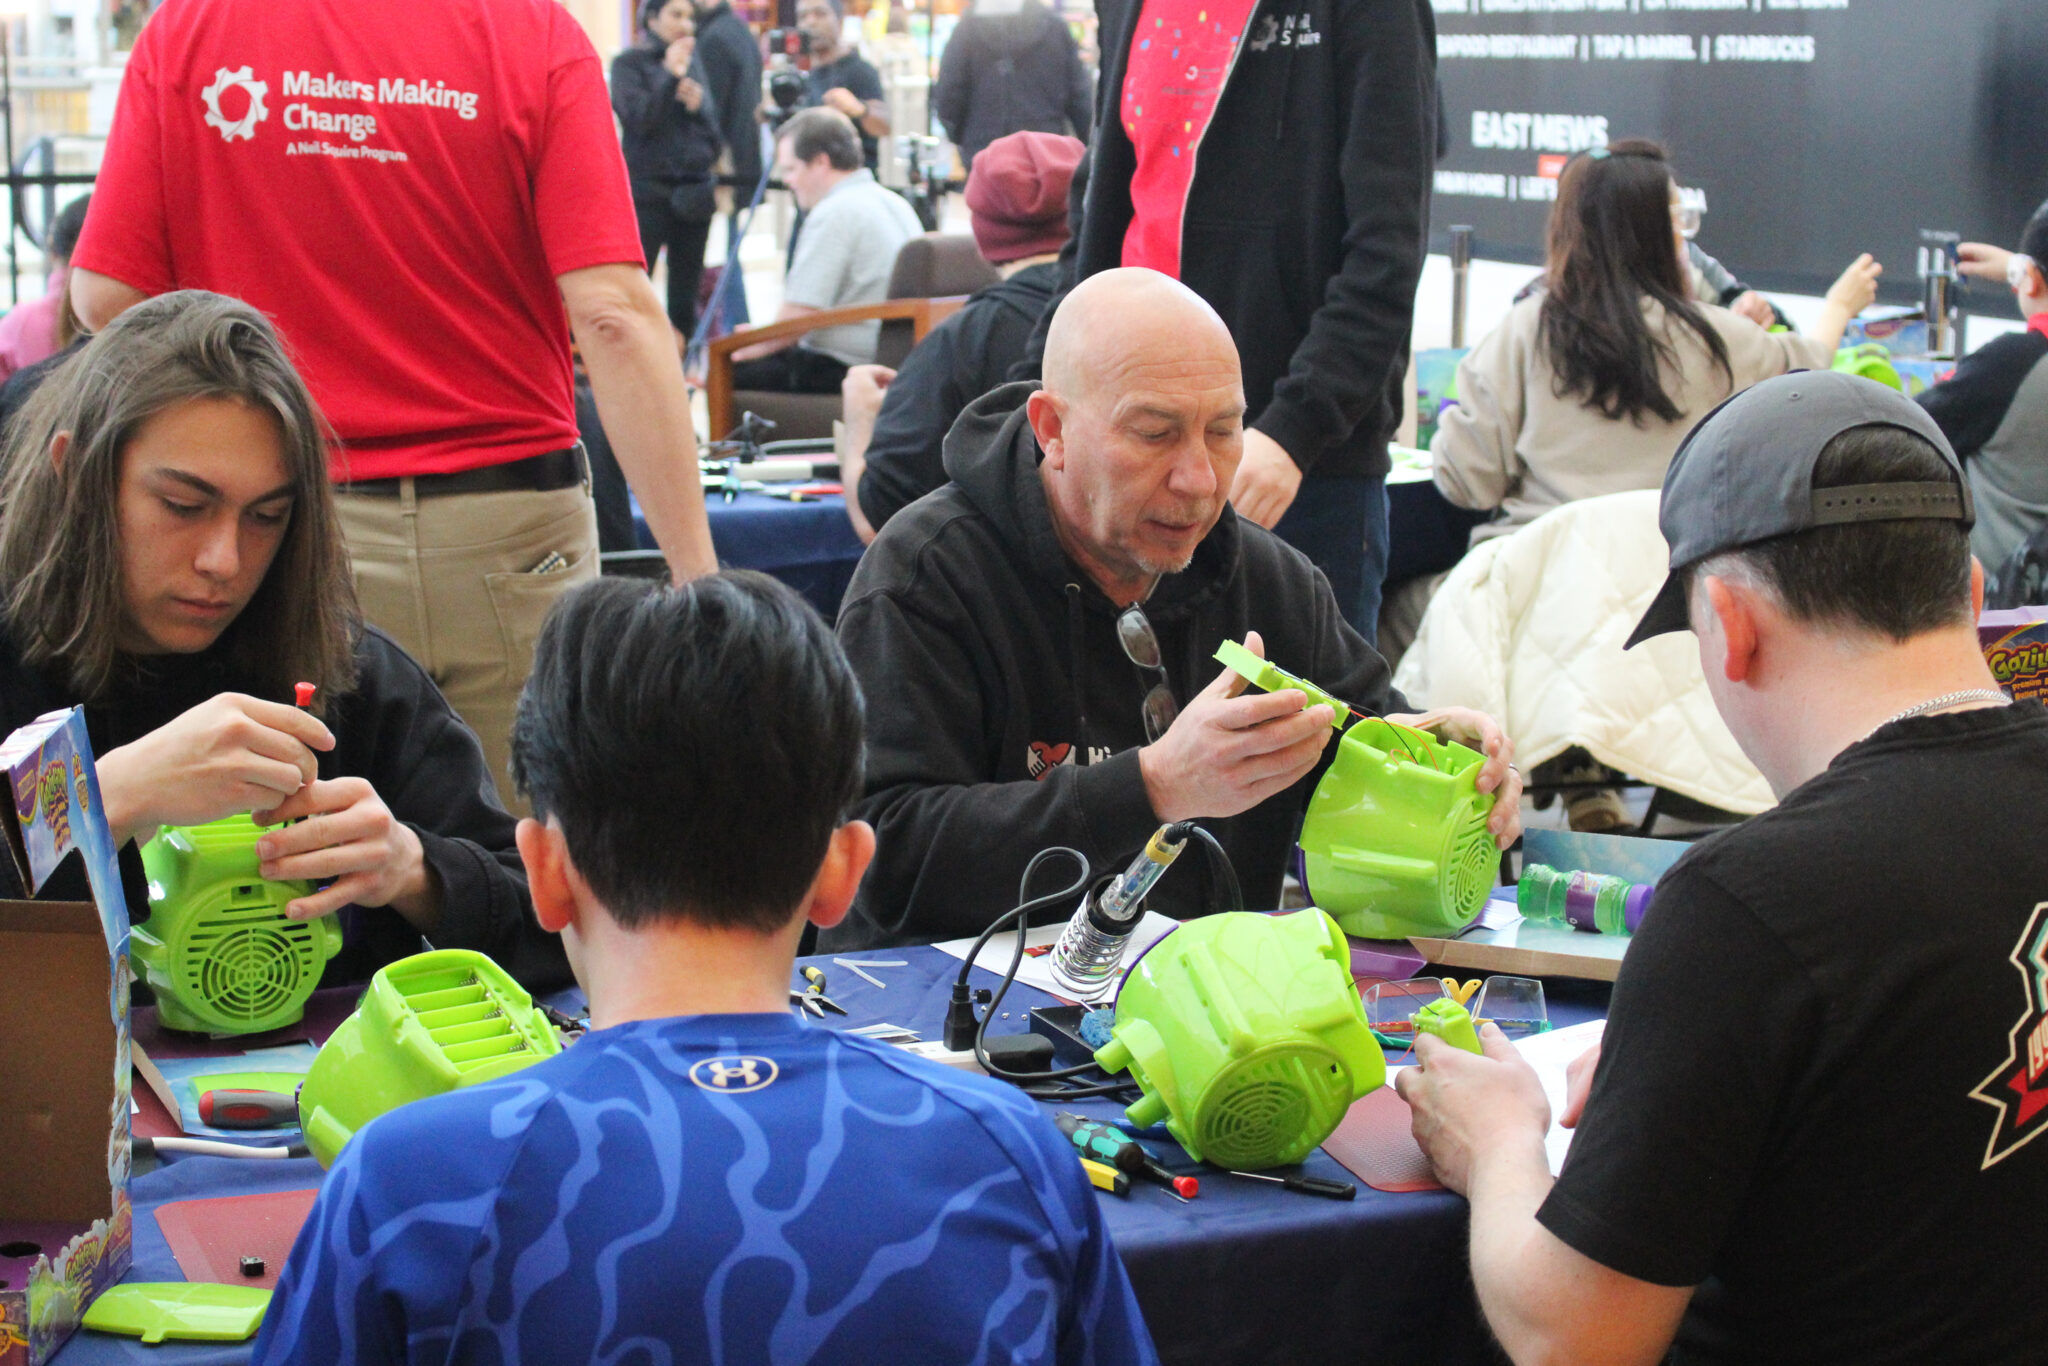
[1075,0,1437,482]
[0,623,568,992]
[829,381,1404,950]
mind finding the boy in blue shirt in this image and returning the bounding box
[255,572,1158,1366]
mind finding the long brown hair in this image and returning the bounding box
[0,290,358,706]
[1539,139,1731,426]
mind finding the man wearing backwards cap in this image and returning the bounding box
[1400,370,2048,1366]
[839,131,1085,542]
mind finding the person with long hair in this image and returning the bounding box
[613,0,723,341]
[1431,139,1881,541]
[0,291,562,989]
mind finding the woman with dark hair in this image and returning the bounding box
[1431,139,1881,541]
[612,0,723,341]
[0,291,561,990]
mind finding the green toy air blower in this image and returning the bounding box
[132,815,342,1035]
[1092,910,1384,1169]
[298,949,562,1167]
[1213,639,1499,941]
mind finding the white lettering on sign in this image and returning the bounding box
[1470,111,1610,153]
[1434,170,1510,199]
[1713,33,1817,61]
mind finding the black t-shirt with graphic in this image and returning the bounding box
[1540,703,2048,1365]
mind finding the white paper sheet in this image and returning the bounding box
[931,910,1182,1004]
[1385,1017,1606,1177]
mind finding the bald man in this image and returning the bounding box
[830,269,1520,949]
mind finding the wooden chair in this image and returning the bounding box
[705,295,967,442]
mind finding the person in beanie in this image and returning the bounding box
[838,131,1085,540]
[1398,370,2048,1365]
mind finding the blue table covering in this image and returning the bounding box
[637,490,866,621]
[58,945,1604,1366]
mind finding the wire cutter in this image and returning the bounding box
[791,966,848,1018]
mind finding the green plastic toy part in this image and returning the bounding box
[81,1283,271,1344]
[1212,639,1350,729]
[1092,910,1385,1170]
[134,814,343,1035]
[297,948,564,1168]
[1295,716,1499,941]
[1413,998,1483,1054]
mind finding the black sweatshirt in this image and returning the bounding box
[692,2,763,188]
[1075,0,1437,482]
[830,381,1404,950]
[0,623,568,991]
[610,42,724,208]
[856,262,1060,533]
[932,1,1094,167]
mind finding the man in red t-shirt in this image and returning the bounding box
[71,0,716,802]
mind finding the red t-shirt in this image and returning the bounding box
[75,0,645,480]
[1118,0,1259,277]
[2031,313,2048,343]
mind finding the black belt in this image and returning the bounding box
[341,446,587,498]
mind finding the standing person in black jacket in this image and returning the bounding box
[1076,0,1437,643]
[614,0,725,341]
[0,292,562,990]
[839,131,1085,541]
[692,0,764,201]
[933,0,1093,169]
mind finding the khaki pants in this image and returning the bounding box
[335,482,599,814]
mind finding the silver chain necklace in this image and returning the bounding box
[1861,689,2011,744]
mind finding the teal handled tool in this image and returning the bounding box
[1053,1112,1200,1199]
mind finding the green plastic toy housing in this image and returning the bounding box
[1414,998,1482,1054]
[134,815,342,1035]
[298,949,562,1168]
[1214,639,1350,728]
[1092,910,1384,1170]
[1298,717,1499,941]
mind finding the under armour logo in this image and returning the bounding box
[689,1056,779,1093]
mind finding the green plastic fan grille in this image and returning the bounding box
[178,912,327,1027]
[1446,809,1499,925]
[298,949,564,1168]
[1194,1045,1353,1170]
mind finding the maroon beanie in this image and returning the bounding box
[965,131,1084,264]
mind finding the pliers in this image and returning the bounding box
[790,966,847,1018]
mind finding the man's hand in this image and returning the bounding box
[841,363,894,427]
[1139,630,1336,823]
[1394,1022,1552,1196]
[838,364,894,545]
[1727,290,1775,328]
[1560,1041,1602,1129]
[675,76,706,111]
[1229,429,1302,529]
[1383,706,1523,847]
[1824,253,1883,317]
[822,86,866,119]
[253,779,438,929]
[1957,241,2014,284]
[95,694,333,847]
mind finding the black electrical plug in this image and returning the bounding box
[943,981,992,1052]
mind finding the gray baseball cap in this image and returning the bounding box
[1624,369,1973,649]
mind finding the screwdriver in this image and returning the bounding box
[1054,1112,1200,1200]
[1224,1170,1356,1200]
[1079,1157,1130,1197]
[199,1088,299,1130]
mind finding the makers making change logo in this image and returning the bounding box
[1969,901,2048,1169]
[201,66,269,142]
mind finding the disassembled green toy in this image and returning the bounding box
[1215,636,1499,940]
[298,949,563,1168]
[133,815,343,1035]
[1092,910,1385,1170]
[1412,998,1483,1054]
[81,1283,270,1344]
[1214,639,1351,729]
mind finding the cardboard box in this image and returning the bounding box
[0,709,133,1366]
[1980,607,2048,704]
[1842,305,1930,359]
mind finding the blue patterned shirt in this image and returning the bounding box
[254,1012,1158,1365]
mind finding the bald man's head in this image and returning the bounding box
[1026,269,1248,604]
[1042,268,1238,408]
